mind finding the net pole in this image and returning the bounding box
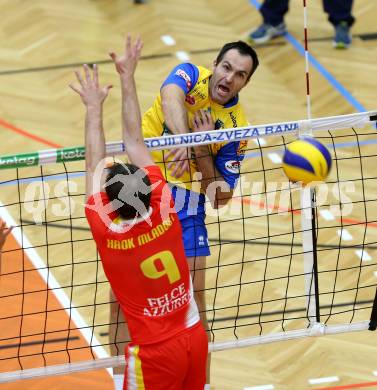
[299,0,320,326]
[310,190,321,322]
[300,186,319,325]
[368,287,377,331]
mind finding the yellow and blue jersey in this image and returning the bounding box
[142,63,248,193]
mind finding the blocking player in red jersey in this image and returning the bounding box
[70,35,207,389]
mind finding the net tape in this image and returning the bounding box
[0,111,376,170]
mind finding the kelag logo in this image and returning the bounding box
[57,147,85,162]
[0,153,39,169]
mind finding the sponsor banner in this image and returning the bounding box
[144,122,300,150]
[0,152,39,170]
[0,123,300,170]
[57,147,85,163]
[0,111,374,170]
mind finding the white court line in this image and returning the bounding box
[308,376,339,385]
[160,35,176,46]
[355,249,372,262]
[244,385,274,390]
[175,51,190,61]
[267,153,282,164]
[319,209,335,221]
[0,204,111,371]
[337,229,353,241]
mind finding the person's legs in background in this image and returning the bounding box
[248,0,289,44]
[323,0,355,48]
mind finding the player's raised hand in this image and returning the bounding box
[192,109,214,133]
[69,64,113,107]
[165,147,191,178]
[165,109,215,178]
[109,34,143,77]
[0,219,13,251]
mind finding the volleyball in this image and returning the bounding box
[282,137,332,184]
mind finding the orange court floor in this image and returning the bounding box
[0,234,113,390]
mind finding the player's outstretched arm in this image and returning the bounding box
[110,34,153,168]
[70,64,112,200]
[160,84,191,178]
[161,84,191,178]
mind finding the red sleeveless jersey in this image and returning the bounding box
[85,165,199,345]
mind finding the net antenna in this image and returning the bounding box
[299,0,322,332]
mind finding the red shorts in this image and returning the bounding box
[123,323,207,390]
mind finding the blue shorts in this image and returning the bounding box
[170,186,210,258]
[179,214,210,258]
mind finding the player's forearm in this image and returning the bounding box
[120,75,143,146]
[161,87,189,135]
[85,105,106,172]
[194,145,233,209]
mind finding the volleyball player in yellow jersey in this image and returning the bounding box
[110,40,259,389]
[143,41,259,386]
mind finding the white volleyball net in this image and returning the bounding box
[0,111,376,382]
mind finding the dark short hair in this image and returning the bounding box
[216,41,259,81]
[105,163,151,219]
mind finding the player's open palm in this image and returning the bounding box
[192,109,214,132]
[109,34,143,77]
[70,64,112,107]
